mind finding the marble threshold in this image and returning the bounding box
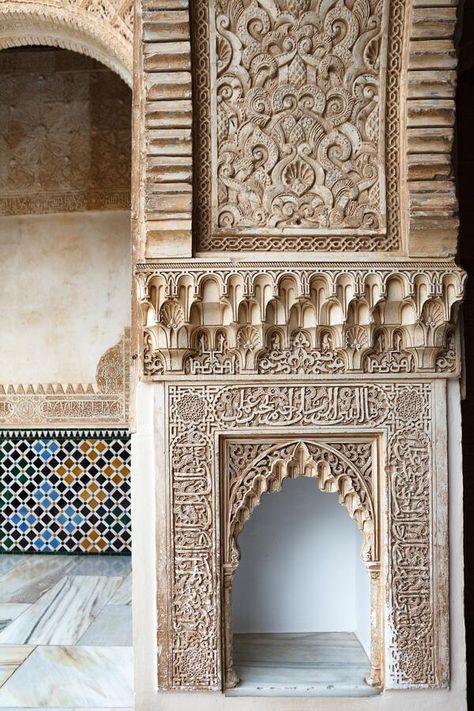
[228,631,379,697]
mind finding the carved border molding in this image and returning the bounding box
[0,330,130,428]
[160,381,448,690]
[0,0,134,84]
[137,261,465,376]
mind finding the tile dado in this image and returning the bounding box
[0,430,131,554]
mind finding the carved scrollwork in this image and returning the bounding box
[214,0,384,233]
[228,440,375,563]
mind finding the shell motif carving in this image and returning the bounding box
[160,301,185,330]
[215,0,384,231]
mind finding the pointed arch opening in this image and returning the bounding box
[221,438,383,696]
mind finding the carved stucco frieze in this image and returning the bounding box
[0,0,134,84]
[0,330,130,427]
[137,261,465,377]
[160,381,445,691]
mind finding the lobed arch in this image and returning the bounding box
[222,438,381,690]
[0,1,133,85]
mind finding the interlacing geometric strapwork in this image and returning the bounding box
[164,382,442,691]
[193,0,406,251]
[0,430,131,553]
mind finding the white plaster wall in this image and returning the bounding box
[0,210,131,385]
[232,476,371,653]
[132,380,467,711]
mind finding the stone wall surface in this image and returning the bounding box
[132,0,466,706]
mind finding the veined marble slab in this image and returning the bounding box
[0,604,31,634]
[109,572,132,605]
[0,645,35,688]
[0,557,23,577]
[0,576,122,645]
[72,555,131,578]
[0,646,133,707]
[0,555,76,603]
[228,632,379,697]
[78,605,132,646]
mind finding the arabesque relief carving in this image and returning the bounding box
[0,330,130,427]
[137,261,465,377]
[0,50,131,216]
[192,0,407,251]
[159,381,445,691]
[214,0,384,232]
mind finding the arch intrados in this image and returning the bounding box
[0,8,132,86]
[228,439,375,565]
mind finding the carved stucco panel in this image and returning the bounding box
[193,0,406,252]
[161,381,445,691]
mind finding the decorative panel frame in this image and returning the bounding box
[157,379,449,691]
[193,0,405,253]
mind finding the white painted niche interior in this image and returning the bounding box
[232,476,371,655]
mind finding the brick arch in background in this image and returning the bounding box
[0,1,133,85]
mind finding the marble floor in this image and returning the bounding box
[0,555,132,710]
[228,632,378,697]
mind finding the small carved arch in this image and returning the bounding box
[222,438,380,690]
[0,3,133,85]
[227,440,375,568]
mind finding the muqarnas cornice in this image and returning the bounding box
[136,261,465,377]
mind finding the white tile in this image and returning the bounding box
[78,605,132,646]
[0,555,76,603]
[0,646,133,707]
[109,572,132,605]
[0,557,23,577]
[0,576,122,645]
[72,556,131,578]
[0,603,31,623]
[0,645,35,689]
[0,645,36,666]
